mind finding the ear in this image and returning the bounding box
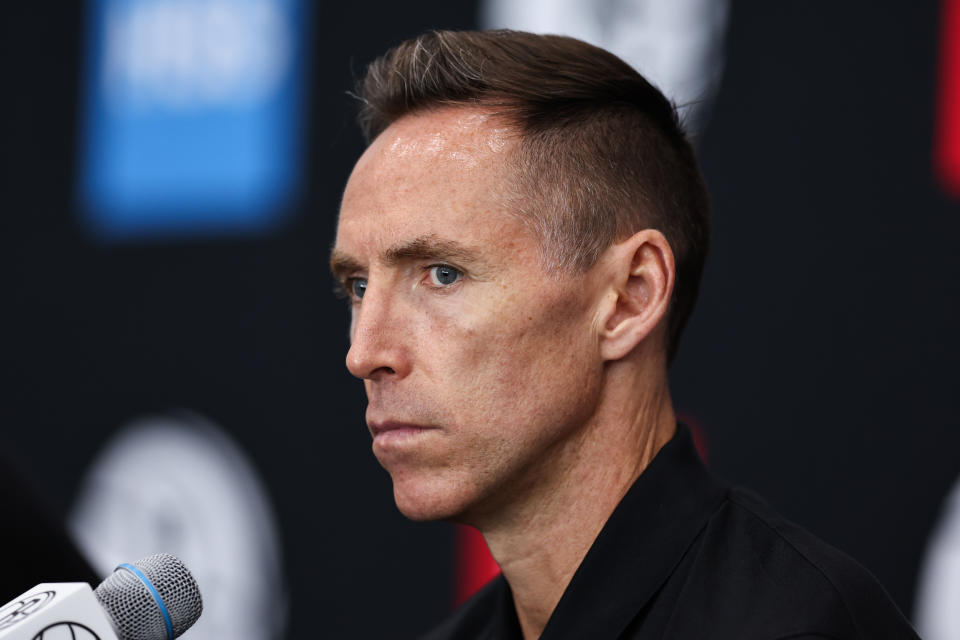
[597,229,675,362]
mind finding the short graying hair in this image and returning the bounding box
[356,30,710,362]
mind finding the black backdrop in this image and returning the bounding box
[2,2,957,638]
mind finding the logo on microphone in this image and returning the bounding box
[33,622,101,640]
[0,590,56,630]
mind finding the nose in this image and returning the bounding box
[345,288,411,381]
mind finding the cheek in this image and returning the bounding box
[426,287,599,430]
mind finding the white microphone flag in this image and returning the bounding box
[0,582,118,640]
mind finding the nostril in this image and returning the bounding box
[344,300,410,379]
[368,365,397,380]
[346,339,402,380]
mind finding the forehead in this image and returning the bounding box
[365,107,514,169]
[336,107,527,259]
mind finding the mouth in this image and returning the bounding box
[369,421,438,440]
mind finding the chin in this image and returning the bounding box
[391,475,478,522]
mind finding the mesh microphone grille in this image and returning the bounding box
[94,553,203,640]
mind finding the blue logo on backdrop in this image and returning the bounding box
[79,0,307,239]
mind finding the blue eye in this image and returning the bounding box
[350,278,367,299]
[429,265,462,286]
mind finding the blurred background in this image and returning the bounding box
[1,1,958,638]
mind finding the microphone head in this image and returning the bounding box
[94,553,202,640]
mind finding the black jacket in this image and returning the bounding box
[422,425,919,640]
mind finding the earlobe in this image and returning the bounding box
[598,230,675,362]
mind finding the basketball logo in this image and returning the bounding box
[32,622,101,640]
[0,591,56,630]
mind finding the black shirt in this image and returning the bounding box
[422,425,919,640]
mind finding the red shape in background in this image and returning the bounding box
[454,524,500,607]
[936,0,960,197]
[453,415,709,606]
[677,412,710,465]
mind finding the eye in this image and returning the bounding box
[349,277,367,300]
[428,265,463,287]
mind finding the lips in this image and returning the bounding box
[369,421,437,438]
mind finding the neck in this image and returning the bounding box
[478,360,676,640]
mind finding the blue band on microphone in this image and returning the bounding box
[117,562,174,640]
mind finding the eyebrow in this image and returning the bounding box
[383,235,486,267]
[329,250,363,281]
[329,234,488,280]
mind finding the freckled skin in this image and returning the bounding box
[335,108,609,525]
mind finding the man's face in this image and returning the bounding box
[332,107,606,524]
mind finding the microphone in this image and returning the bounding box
[0,553,202,640]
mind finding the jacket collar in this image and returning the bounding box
[538,423,726,639]
[463,424,726,640]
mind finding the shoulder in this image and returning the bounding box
[673,487,919,640]
[724,488,899,610]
